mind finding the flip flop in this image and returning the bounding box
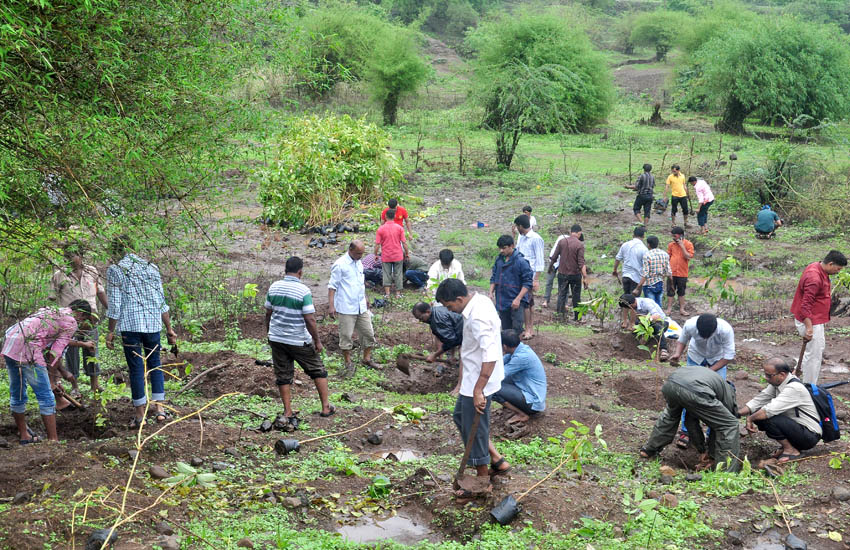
[675,432,689,449]
[20,434,42,445]
[128,417,145,430]
[638,447,657,459]
[489,457,512,478]
[776,453,800,464]
[319,405,336,418]
[154,411,172,423]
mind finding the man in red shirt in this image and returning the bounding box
[666,226,694,317]
[791,250,846,383]
[380,199,412,236]
[375,209,409,299]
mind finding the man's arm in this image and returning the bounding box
[404,216,413,236]
[264,308,272,333]
[374,242,381,257]
[327,289,337,317]
[668,340,686,362]
[473,361,496,413]
[612,258,621,279]
[304,312,323,354]
[161,312,176,346]
[679,240,693,260]
[709,358,730,372]
[577,245,588,288]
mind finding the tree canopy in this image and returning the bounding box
[629,10,689,61]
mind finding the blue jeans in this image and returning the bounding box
[681,356,727,433]
[6,357,55,415]
[642,281,664,307]
[697,201,714,227]
[121,332,165,406]
[405,269,428,289]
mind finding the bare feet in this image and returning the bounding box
[506,413,530,425]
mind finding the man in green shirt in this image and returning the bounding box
[755,205,782,239]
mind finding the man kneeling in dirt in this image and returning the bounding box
[492,329,546,431]
[738,357,821,463]
[639,364,741,472]
[618,294,670,362]
[436,278,511,502]
[266,257,334,428]
[412,302,463,367]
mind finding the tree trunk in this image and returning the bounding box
[382,94,398,126]
[715,96,748,135]
[496,128,521,170]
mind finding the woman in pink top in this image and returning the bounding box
[2,301,94,443]
[689,176,715,235]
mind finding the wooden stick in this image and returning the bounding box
[174,364,229,396]
[795,339,808,378]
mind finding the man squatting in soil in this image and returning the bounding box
[265,256,334,428]
[412,302,463,367]
[437,278,511,501]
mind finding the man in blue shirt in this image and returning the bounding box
[492,329,547,425]
[755,205,782,239]
[490,235,534,333]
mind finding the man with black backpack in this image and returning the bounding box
[739,357,824,463]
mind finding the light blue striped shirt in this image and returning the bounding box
[106,254,169,334]
[517,229,545,273]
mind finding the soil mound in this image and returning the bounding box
[379,361,457,394]
[614,374,663,410]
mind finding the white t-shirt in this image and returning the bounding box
[529,215,538,230]
[460,293,504,397]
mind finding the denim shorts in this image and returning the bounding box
[5,356,56,415]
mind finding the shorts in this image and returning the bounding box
[671,196,689,216]
[667,276,688,297]
[269,340,327,386]
[381,261,403,290]
[337,311,377,351]
[633,195,653,218]
[622,277,640,295]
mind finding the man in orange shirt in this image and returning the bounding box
[666,227,694,317]
[380,199,412,237]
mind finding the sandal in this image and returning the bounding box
[154,411,172,423]
[362,360,380,370]
[319,405,336,418]
[675,432,689,449]
[128,417,145,430]
[489,457,512,478]
[776,453,800,464]
[20,434,42,445]
[638,447,657,459]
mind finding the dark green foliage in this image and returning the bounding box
[677,1,759,56]
[629,10,689,61]
[366,30,432,125]
[689,18,850,133]
[467,9,614,167]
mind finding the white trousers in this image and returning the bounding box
[795,319,825,384]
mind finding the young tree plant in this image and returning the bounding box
[366,30,431,126]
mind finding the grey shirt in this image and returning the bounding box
[668,365,737,414]
[746,376,822,435]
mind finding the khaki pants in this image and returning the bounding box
[338,311,377,351]
[644,381,741,472]
[795,319,825,384]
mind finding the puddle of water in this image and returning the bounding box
[337,513,435,544]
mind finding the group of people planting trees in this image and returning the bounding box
[4,193,846,504]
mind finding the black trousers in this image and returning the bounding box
[754,415,819,452]
[556,273,582,320]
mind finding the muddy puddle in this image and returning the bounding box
[336,512,439,544]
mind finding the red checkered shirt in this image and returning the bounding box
[642,249,671,286]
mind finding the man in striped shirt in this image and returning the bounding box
[265,257,333,427]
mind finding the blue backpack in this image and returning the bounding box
[791,380,840,442]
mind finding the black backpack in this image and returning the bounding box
[790,379,841,442]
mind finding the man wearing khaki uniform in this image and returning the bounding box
[328,240,377,377]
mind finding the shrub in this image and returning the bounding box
[558,186,614,214]
[259,115,402,228]
[689,18,850,133]
[629,10,689,61]
[677,1,759,56]
[366,29,431,125]
[467,9,614,167]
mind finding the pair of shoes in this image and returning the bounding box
[319,405,336,418]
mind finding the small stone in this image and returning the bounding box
[784,533,807,550]
[0,436,8,448]
[127,450,138,461]
[589,403,602,412]
[85,529,118,550]
[149,465,170,480]
[340,393,353,402]
[660,474,673,485]
[353,406,364,413]
[733,371,749,381]
[685,473,703,482]
[12,492,30,505]
[660,493,678,508]
[155,522,174,536]
[160,535,179,550]
[646,490,660,499]
[294,379,303,386]
[436,473,452,483]
[224,447,239,457]
[282,497,303,508]
[832,486,850,501]
[423,480,437,488]
[190,457,204,467]
[727,530,743,546]
[659,465,675,476]
[367,431,383,445]
[237,537,254,548]
[212,462,231,472]
[259,421,273,432]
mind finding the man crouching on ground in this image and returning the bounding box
[436,278,512,502]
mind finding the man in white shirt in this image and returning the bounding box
[618,294,670,361]
[613,226,648,327]
[668,313,735,448]
[436,278,511,501]
[541,233,567,309]
[514,214,545,340]
[426,249,465,299]
[328,240,377,376]
[739,357,821,463]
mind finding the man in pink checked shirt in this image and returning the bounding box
[2,301,95,444]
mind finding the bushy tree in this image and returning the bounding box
[677,1,759,56]
[629,10,689,61]
[690,18,850,133]
[366,30,431,125]
[467,10,614,168]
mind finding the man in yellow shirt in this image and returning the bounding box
[666,165,688,227]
